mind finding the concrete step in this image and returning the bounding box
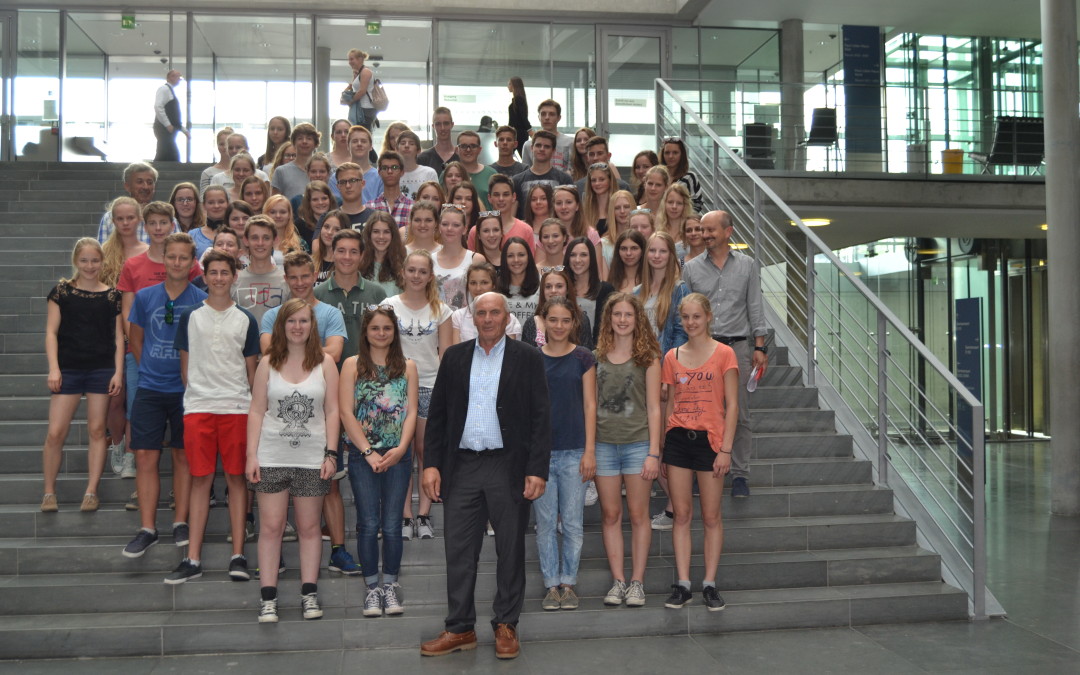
[752,408,835,433]
[0,223,96,238]
[0,513,918,577]
[0,211,99,225]
[0,265,80,283]
[0,545,944,617]
[0,581,968,659]
[749,385,817,409]
[0,200,106,213]
[0,250,73,265]
[753,432,853,459]
[1,236,94,252]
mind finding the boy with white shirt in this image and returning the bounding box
[397,130,438,200]
[165,250,261,584]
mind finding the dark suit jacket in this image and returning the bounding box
[425,337,551,502]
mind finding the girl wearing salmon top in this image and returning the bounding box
[660,292,738,613]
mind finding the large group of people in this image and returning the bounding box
[42,79,769,660]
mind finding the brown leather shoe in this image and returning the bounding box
[420,630,477,656]
[494,623,519,659]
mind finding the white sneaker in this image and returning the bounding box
[651,511,673,531]
[382,582,404,615]
[258,598,278,623]
[486,521,495,536]
[416,515,434,539]
[584,481,598,506]
[120,453,136,479]
[604,579,627,606]
[301,592,323,620]
[402,518,415,541]
[625,580,646,607]
[362,586,384,617]
[282,521,298,542]
[108,440,126,475]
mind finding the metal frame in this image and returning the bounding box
[656,77,996,620]
[597,25,670,139]
[0,10,14,161]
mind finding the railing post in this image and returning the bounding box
[972,402,986,619]
[655,80,663,148]
[877,311,888,486]
[805,237,816,387]
[752,183,762,259]
[712,142,720,212]
[680,107,686,139]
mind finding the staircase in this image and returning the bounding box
[0,162,967,660]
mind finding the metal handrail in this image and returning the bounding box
[656,78,992,619]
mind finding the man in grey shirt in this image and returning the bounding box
[682,209,769,498]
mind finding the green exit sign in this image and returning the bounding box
[366,20,381,35]
[121,14,135,29]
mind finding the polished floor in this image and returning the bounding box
[4,441,1078,674]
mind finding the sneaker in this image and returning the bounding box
[650,511,673,531]
[120,453,136,479]
[251,555,286,580]
[625,580,646,607]
[559,586,579,610]
[731,477,750,499]
[301,592,323,620]
[122,529,159,558]
[584,481,598,506]
[541,587,561,611]
[228,555,251,581]
[80,493,99,512]
[164,559,202,585]
[362,586,384,617]
[703,586,726,611]
[168,489,175,510]
[258,598,279,623]
[282,521,298,542]
[402,518,415,541]
[173,523,190,547]
[416,515,434,539]
[664,584,692,609]
[382,582,404,615]
[321,524,331,541]
[108,440,126,475]
[604,580,627,606]
[228,519,256,543]
[208,487,217,508]
[124,490,139,511]
[40,493,58,513]
[328,547,362,576]
[486,521,495,536]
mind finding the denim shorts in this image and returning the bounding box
[595,441,651,476]
[124,352,139,413]
[57,367,114,396]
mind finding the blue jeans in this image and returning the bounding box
[347,445,412,586]
[532,449,586,588]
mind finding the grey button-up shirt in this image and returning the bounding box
[681,249,767,338]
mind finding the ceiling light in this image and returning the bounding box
[790,218,831,227]
[1040,223,1048,230]
[730,242,749,250]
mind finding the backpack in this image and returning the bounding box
[370,78,389,112]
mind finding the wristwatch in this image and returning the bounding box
[360,446,374,456]
[754,346,768,354]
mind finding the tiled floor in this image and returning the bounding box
[4,441,1078,674]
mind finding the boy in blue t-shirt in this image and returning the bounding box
[122,233,207,559]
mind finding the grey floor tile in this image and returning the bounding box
[520,635,720,675]
[0,656,162,674]
[150,650,343,673]
[855,620,1080,672]
[343,645,532,674]
[691,627,925,674]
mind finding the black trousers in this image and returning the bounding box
[154,121,179,162]
[443,450,530,633]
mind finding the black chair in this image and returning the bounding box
[743,123,775,171]
[800,108,840,170]
[970,116,1044,175]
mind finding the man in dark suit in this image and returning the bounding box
[420,292,551,661]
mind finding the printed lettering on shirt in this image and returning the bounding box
[238,283,284,309]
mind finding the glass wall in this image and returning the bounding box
[14,10,59,160]
[62,14,105,161]
[834,236,1049,438]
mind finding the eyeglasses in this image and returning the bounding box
[379,164,403,172]
[284,153,298,160]
[588,162,609,170]
[457,143,480,151]
[441,203,466,213]
[339,177,364,186]
[478,210,501,218]
[175,197,196,204]
[540,265,565,274]
[630,208,652,215]
[164,299,175,325]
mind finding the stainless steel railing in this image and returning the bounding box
[656,78,997,619]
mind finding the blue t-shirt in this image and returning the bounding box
[129,282,207,393]
[260,301,348,347]
[542,346,596,451]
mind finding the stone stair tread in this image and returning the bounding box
[751,456,866,465]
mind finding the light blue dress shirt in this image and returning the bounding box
[459,336,506,451]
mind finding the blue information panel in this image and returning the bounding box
[842,25,882,155]
[954,297,983,462]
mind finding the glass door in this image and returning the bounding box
[597,27,669,167]
[0,11,12,161]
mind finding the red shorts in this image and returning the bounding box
[183,413,247,477]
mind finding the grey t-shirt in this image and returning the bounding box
[270,163,310,200]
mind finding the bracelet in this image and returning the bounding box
[323,449,338,462]
[719,449,732,454]
[647,454,660,459]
